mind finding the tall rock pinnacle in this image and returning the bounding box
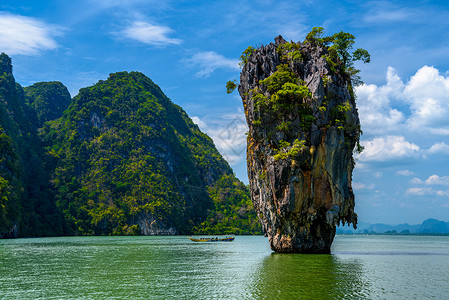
[239,34,363,253]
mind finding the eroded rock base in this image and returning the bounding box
[269,221,336,254]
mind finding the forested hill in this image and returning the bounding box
[0,53,66,237]
[24,81,71,127]
[40,70,242,235]
[0,53,261,237]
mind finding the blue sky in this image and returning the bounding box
[1,0,449,225]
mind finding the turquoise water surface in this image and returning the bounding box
[1,235,449,299]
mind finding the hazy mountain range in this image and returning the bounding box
[337,218,449,234]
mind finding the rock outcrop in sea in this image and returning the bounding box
[239,35,361,253]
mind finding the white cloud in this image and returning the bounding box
[211,115,247,164]
[184,51,239,78]
[407,175,449,199]
[406,187,449,197]
[403,66,449,134]
[191,116,207,131]
[428,142,449,155]
[356,65,449,136]
[397,169,415,176]
[364,9,411,23]
[362,1,416,24]
[120,21,182,46]
[356,135,420,162]
[352,182,375,190]
[406,187,433,196]
[0,13,61,55]
[409,174,449,186]
[436,190,449,197]
[190,114,247,166]
[410,177,423,185]
[362,2,436,26]
[425,175,449,186]
[355,67,405,135]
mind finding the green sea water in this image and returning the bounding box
[1,235,448,299]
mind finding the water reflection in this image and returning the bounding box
[249,253,369,299]
[7,236,449,299]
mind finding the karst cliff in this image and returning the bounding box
[1,53,260,238]
[238,31,366,253]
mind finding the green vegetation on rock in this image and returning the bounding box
[0,53,67,238]
[305,26,370,86]
[24,81,71,127]
[40,71,255,235]
[273,139,306,161]
[226,80,237,94]
[1,53,261,237]
[249,62,314,143]
[239,46,255,67]
[193,174,262,235]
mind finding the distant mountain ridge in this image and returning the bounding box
[337,218,449,234]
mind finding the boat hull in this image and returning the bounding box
[188,237,235,242]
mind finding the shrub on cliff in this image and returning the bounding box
[305,27,370,86]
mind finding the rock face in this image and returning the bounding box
[239,36,360,253]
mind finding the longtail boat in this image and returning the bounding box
[188,237,235,242]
